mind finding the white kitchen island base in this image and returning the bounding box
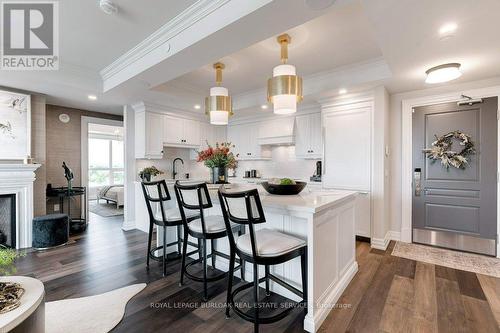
[136,182,358,332]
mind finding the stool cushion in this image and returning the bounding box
[188,215,229,234]
[32,214,69,249]
[236,228,306,257]
[155,208,199,222]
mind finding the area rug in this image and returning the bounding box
[392,241,500,278]
[89,200,123,217]
[46,283,146,333]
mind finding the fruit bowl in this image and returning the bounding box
[261,181,307,195]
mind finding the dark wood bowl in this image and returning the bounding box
[261,181,307,195]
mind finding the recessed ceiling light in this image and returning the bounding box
[88,95,97,100]
[439,22,457,36]
[261,104,268,110]
[194,104,201,110]
[338,88,347,94]
[425,63,462,84]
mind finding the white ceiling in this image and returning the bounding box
[155,3,382,97]
[1,0,500,115]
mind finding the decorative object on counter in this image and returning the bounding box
[62,161,74,191]
[197,142,238,184]
[267,34,303,114]
[261,178,306,195]
[139,165,163,182]
[205,62,233,125]
[310,160,322,182]
[423,130,475,169]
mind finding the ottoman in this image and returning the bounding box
[32,214,69,250]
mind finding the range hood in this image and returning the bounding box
[257,117,295,146]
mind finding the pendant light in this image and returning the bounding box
[267,34,303,114]
[205,62,233,125]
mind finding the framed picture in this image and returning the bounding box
[0,90,31,160]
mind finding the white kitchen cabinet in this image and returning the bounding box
[135,111,164,159]
[163,115,200,147]
[355,191,371,238]
[322,100,373,238]
[190,123,227,160]
[227,123,270,160]
[294,113,322,159]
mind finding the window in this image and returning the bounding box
[88,138,124,187]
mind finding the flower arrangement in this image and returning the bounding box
[197,142,238,169]
[0,245,24,276]
[139,166,164,181]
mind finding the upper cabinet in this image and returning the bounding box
[227,123,270,160]
[163,116,200,147]
[189,123,227,160]
[294,113,322,159]
[135,111,164,159]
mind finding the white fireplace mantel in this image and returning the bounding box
[0,164,41,249]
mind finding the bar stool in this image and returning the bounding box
[141,180,200,276]
[174,181,244,301]
[218,186,307,333]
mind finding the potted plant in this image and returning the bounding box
[197,142,238,184]
[0,245,23,276]
[139,166,164,182]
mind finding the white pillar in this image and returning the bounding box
[123,105,136,230]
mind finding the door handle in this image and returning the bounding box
[414,168,421,196]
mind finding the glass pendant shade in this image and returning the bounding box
[267,34,303,115]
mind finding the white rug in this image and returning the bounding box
[46,283,146,333]
[392,241,500,278]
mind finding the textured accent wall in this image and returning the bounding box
[45,105,122,215]
[31,94,47,216]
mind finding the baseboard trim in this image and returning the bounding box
[303,260,358,332]
[355,235,371,243]
[371,230,401,250]
[121,220,136,231]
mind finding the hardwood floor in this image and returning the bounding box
[15,214,500,332]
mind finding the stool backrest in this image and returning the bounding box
[218,186,266,257]
[174,181,212,233]
[141,180,171,224]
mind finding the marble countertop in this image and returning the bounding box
[208,183,356,214]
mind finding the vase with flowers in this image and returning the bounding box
[197,142,238,184]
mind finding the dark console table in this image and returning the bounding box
[46,186,87,233]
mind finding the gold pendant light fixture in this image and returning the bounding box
[205,62,233,125]
[267,34,303,114]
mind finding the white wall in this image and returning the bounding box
[123,105,136,230]
[389,76,500,234]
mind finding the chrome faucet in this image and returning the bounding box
[172,158,184,179]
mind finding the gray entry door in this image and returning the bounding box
[412,97,498,256]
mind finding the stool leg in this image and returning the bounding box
[225,251,236,318]
[238,227,245,281]
[253,263,259,333]
[211,239,216,268]
[198,239,203,262]
[177,225,182,255]
[301,250,308,311]
[202,239,208,301]
[146,223,153,268]
[179,228,189,286]
[162,226,167,277]
[265,265,270,296]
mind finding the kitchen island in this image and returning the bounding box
[135,182,358,332]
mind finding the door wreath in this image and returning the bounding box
[423,130,475,169]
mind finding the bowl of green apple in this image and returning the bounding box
[261,178,306,195]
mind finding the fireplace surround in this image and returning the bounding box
[0,164,41,249]
[0,194,16,248]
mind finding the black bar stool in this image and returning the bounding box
[218,186,307,333]
[141,180,200,276]
[174,181,244,301]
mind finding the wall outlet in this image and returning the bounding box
[54,204,60,212]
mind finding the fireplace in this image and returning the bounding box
[0,194,16,248]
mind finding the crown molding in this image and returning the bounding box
[100,0,231,83]
[131,101,206,121]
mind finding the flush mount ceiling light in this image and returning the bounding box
[267,34,303,115]
[425,63,462,84]
[205,62,233,125]
[100,0,118,15]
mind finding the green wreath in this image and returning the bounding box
[423,130,475,169]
